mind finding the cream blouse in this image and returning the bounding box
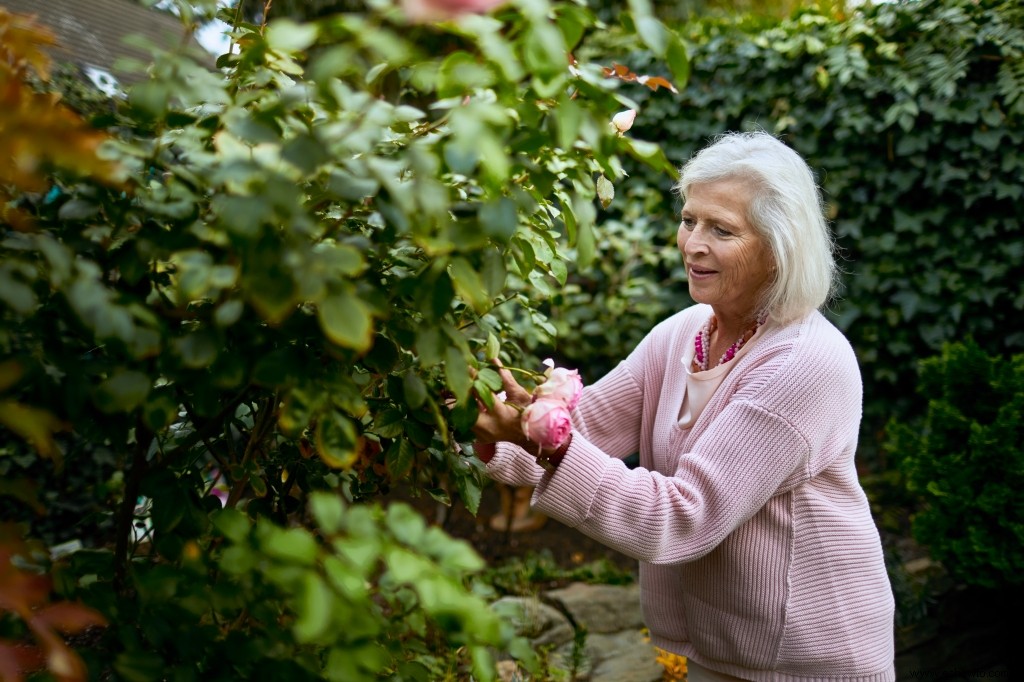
[678,323,767,428]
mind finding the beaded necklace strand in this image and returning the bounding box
[691,312,767,373]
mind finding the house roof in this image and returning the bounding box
[0,0,214,84]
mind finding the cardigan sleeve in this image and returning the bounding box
[527,317,861,565]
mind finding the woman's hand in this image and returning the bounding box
[472,362,532,451]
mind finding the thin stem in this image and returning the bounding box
[114,421,152,595]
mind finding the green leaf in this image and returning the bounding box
[453,467,484,516]
[57,198,100,221]
[114,651,166,682]
[212,508,252,544]
[94,370,151,414]
[310,492,346,534]
[318,288,374,352]
[523,22,566,78]
[596,174,614,209]
[416,326,446,367]
[294,573,333,643]
[327,168,380,200]
[470,646,495,682]
[214,299,245,327]
[129,81,169,118]
[635,15,668,56]
[173,331,219,369]
[449,257,489,314]
[266,19,319,53]
[485,333,500,361]
[481,249,507,298]
[259,524,319,566]
[403,372,428,410]
[386,502,427,546]
[315,410,358,469]
[142,388,179,432]
[572,194,597,271]
[386,438,416,480]
[666,34,690,89]
[373,409,406,438]
[445,346,472,402]
[476,368,503,391]
[556,96,582,150]
[438,51,496,99]
[479,198,518,243]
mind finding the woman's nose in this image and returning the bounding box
[683,225,708,255]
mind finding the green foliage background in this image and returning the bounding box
[886,340,1023,590]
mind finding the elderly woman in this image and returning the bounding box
[473,132,895,681]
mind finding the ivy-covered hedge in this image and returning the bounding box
[564,0,1024,458]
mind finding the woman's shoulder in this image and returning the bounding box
[747,310,861,392]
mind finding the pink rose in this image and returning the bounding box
[521,398,572,450]
[534,367,583,410]
[402,0,507,22]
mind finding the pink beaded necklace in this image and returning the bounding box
[691,312,767,373]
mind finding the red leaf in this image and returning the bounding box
[639,75,678,93]
[32,602,108,635]
[0,639,45,681]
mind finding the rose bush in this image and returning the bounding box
[0,0,687,679]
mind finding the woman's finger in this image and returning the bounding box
[491,360,531,405]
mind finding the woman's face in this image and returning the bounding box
[677,180,775,323]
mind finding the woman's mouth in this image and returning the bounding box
[688,265,717,279]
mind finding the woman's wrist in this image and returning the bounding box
[535,433,572,472]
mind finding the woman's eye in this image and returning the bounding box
[681,217,696,231]
[712,225,732,237]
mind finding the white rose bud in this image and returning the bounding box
[611,109,637,134]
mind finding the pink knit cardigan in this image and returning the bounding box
[485,305,896,681]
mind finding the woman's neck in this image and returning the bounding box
[712,308,761,344]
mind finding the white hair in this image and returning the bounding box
[675,131,838,324]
